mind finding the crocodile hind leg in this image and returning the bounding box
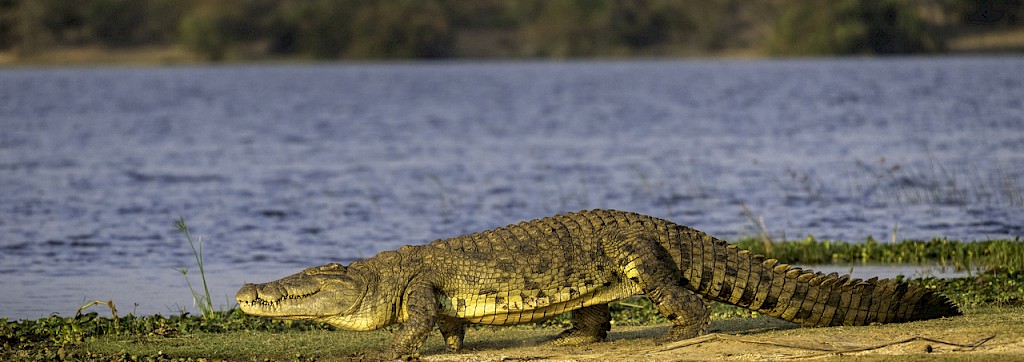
[601,229,710,340]
[650,286,709,340]
[437,317,466,352]
[549,304,612,345]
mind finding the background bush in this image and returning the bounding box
[770,0,940,55]
[178,4,236,61]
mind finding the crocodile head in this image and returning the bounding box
[236,263,366,324]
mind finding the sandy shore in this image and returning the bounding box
[416,307,1023,362]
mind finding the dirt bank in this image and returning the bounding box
[416,307,1023,362]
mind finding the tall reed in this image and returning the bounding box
[175,216,214,320]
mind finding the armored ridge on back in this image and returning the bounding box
[236,209,961,360]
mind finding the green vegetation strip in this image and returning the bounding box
[732,236,1024,274]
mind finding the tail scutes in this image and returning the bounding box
[766,264,962,327]
[697,239,962,327]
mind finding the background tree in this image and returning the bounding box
[178,3,238,61]
[961,0,1023,26]
[83,0,147,47]
[12,0,86,54]
[770,0,940,55]
[347,0,455,58]
[266,0,358,58]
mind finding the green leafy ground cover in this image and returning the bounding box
[3,238,1022,361]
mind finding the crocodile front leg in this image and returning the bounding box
[386,280,439,360]
[601,229,710,340]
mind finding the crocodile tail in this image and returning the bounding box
[680,234,962,327]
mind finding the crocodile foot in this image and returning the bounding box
[546,327,608,346]
[654,324,706,344]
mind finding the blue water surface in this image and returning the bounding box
[1,57,1022,319]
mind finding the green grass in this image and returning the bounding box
[1,309,333,361]
[732,236,1024,274]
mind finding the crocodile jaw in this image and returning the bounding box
[236,263,363,319]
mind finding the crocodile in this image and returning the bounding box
[236,209,961,359]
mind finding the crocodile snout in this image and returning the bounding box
[236,283,258,304]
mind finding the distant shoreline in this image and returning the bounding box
[2,27,1022,68]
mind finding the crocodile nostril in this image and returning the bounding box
[236,283,260,304]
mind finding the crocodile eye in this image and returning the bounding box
[319,263,346,271]
[303,263,345,275]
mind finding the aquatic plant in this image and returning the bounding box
[175,216,214,320]
[427,173,454,223]
[855,156,1024,208]
[739,202,774,254]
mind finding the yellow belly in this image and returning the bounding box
[440,279,643,325]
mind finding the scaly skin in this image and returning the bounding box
[236,209,961,360]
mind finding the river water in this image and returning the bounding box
[1,57,1022,319]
